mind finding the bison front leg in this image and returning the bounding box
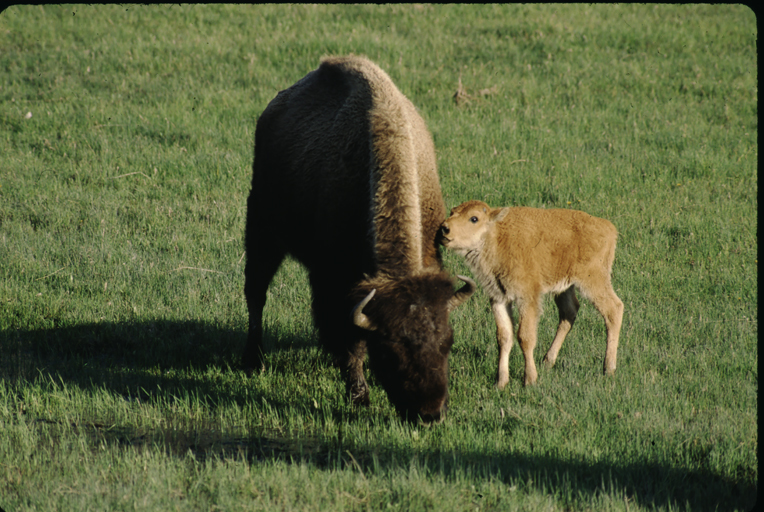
[343,339,370,406]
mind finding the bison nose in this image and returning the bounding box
[419,412,440,424]
[417,399,448,425]
[441,225,450,235]
[419,407,446,425]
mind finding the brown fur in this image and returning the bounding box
[243,55,474,422]
[441,200,624,387]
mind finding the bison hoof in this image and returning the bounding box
[242,359,265,378]
[243,365,262,378]
[349,381,370,407]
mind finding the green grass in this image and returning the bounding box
[0,4,757,511]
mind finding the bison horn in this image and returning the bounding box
[352,289,378,331]
[447,275,476,312]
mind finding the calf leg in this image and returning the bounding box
[543,286,580,369]
[517,299,541,386]
[599,288,623,375]
[242,247,285,375]
[491,299,514,390]
[582,277,624,375]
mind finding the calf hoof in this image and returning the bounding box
[523,373,538,386]
[542,357,556,370]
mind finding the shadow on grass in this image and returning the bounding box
[0,321,757,512]
[1,318,317,381]
[0,318,327,414]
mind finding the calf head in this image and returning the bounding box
[352,271,475,423]
[440,200,498,256]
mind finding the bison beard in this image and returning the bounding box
[243,55,474,423]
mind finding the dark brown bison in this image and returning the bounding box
[243,55,475,423]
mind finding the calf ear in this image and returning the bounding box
[491,207,509,223]
[352,289,378,331]
[447,275,476,312]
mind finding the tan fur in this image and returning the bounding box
[441,200,624,387]
[319,56,444,274]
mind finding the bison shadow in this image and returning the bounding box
[0,321,756,511]
[0,319,320,409]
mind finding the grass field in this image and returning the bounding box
[0,4,757,511]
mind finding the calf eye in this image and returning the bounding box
[470,216,479,223]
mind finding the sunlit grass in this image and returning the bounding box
[0,4,756,511]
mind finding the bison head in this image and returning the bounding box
[351,271,475,423]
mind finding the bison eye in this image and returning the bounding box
[470,216,479,223]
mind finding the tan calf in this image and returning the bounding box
[440,200,623,387]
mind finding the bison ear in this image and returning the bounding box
[447,275,476,312]
[352,289,378,331]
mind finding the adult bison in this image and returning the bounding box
[243,55,474,423]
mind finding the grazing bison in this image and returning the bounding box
[440,200,623,387]
[243,55,475,422]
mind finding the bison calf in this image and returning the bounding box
[440,200,624,387]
